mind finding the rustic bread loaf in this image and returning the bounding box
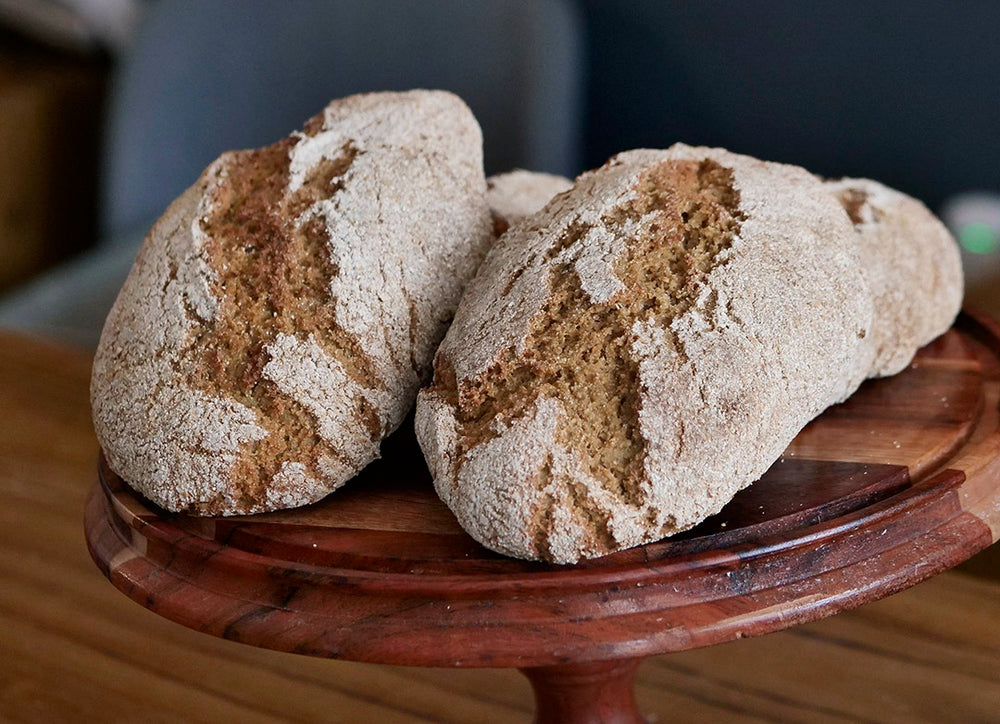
[92,90,493,515]
[415,144,963,563]
[487,169,572,234]
[824,177,963,377]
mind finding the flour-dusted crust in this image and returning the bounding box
[487,169,572,234]
[416,144,963,563]
[92,90,493,515]
[824,177,963,377]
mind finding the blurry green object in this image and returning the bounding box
[960,222,998,255]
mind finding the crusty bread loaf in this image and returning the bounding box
[92,90,492,515]
[487,169,572,234]
[415,144,963,563]
[823,177,963,377]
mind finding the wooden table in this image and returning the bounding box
[2,329,998,722]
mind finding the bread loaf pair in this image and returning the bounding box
[92,89,961,560]
[416,144,963,563]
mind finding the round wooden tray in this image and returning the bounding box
[85,311,1000,723]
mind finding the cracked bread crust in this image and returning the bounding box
[92,90,493,515]
[416,144,963,563]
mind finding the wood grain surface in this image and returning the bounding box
[2,329,998,722]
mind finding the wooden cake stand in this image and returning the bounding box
[85,311,1000,723]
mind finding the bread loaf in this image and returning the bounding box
[823,177,962,376]
[92,90,492,515]
[487,169,572,234]
[415,144,962,563]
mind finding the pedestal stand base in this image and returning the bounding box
[521,658,643,724]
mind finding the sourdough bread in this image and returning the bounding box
[92,90,492,515]
[824,177,962,376]
[416,144,963,563]
[487,169,572,235]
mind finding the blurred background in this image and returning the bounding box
[1,0,999,347]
